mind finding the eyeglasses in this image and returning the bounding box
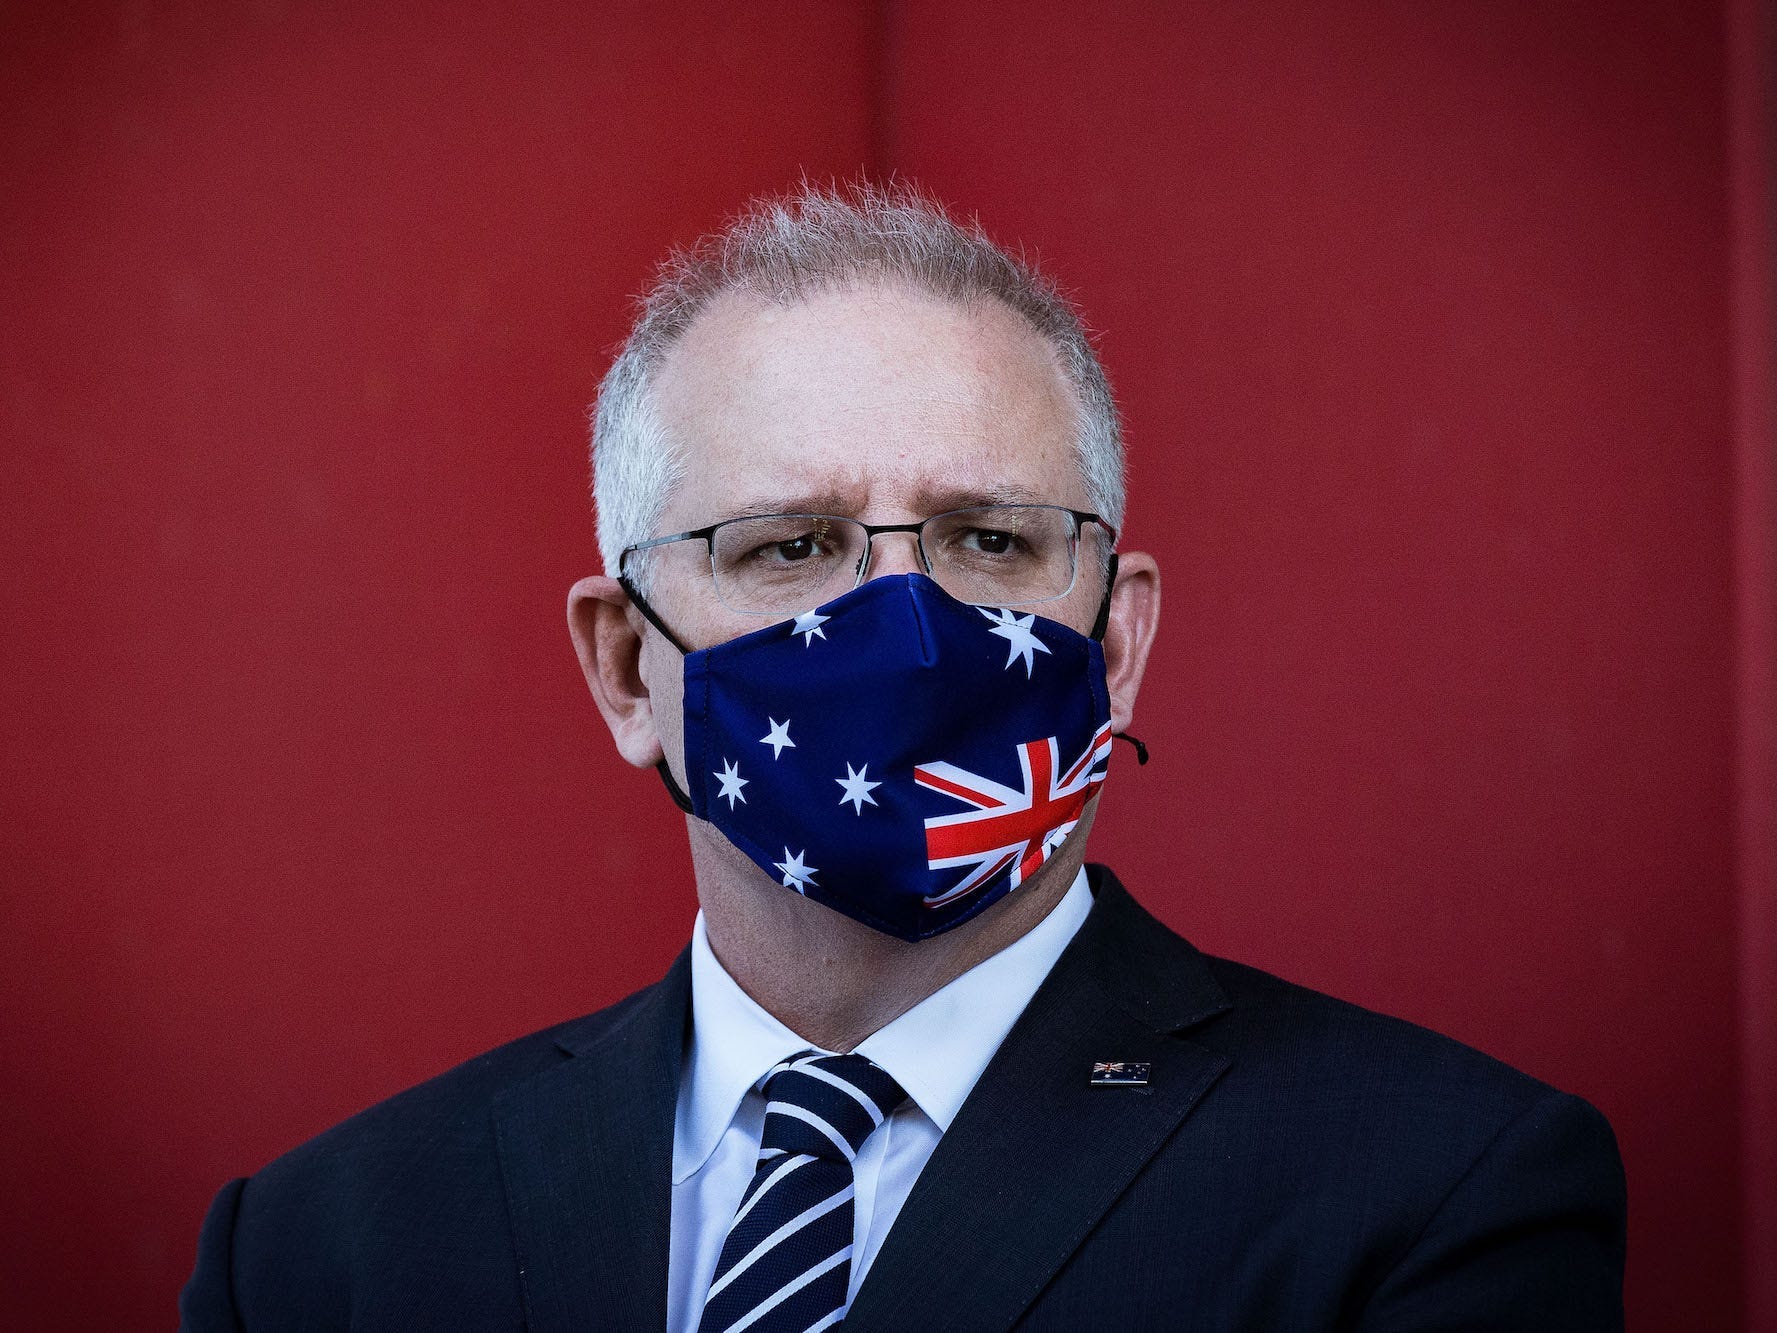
[619,503,1115,621]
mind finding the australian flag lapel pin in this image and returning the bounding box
[1090,1060,1151,1087]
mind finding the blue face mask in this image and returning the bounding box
[649,571,1141,941]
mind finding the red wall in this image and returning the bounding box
[0,3,1766,1329]
[884,4,1759,1328]
[0,4,875,1326]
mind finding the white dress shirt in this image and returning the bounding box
[666,868,1092,1333]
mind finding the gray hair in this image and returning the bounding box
[589,181,1125,581]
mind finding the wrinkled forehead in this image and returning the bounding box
[649,283,1087,527]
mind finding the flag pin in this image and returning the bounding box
[1090,1060,1151,1087]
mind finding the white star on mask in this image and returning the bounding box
[979,607,1053,677]
[712,758,748,809]
[835,762,881,814]
[759,717,795,759]
[774,847,818,893]
[792,609,829,646]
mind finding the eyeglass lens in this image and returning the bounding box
[707,505,1080,615]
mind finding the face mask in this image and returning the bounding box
[650,570,1140,941]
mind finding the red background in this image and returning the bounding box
[2,3,1770,1329]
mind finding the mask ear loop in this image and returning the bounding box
[656,760,695,814]
[618,572,692,655]
[1090,552,1151,766]
[616,569,700,811]
[1089,552,1118,640]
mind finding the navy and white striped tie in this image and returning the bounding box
[697,1050,907,1333]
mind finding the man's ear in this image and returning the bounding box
[1101,552,1160,735]
[567,576,665,769]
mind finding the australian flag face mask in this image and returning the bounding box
[659,572,1120,941]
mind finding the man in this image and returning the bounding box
[182,183,1626,1330]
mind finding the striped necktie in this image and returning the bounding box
[697,1050,908,1333]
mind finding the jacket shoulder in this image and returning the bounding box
[255,979,658,1188]
[207,975,675,1325]
[1189,948,1621,1249]
[1087,866,1584,1122]
[1194,956,1624,1324]
[1198,950,1567,1113]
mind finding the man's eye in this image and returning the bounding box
[747,533,827,563]
[963,528,1017,555]
[774,536,818,561]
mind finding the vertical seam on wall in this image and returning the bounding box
[1729,0,1776,1328]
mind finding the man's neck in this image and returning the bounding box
[689,811,1096,1053]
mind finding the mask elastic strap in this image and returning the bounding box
[1113,731,1150,764]
[1091,553,1151,766]
[619,574,692,654]
[619,573,699,809]
[655,759,695,814]
[1089,553,1118,642]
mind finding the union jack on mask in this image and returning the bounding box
[678,573,1115,941]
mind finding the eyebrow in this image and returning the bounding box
[911,482,1048,514]
[708,483,1049,526]
[709,492,858,524]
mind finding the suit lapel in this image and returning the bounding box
[842,868,1233,1333]
[492,952,689,1333]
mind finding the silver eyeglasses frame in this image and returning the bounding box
[616,503,1116,652]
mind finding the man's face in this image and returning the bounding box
[635,282,1110,786]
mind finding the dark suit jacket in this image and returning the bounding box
[181,866,1625,1330]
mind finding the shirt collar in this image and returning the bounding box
[675,912,817,1183]
[673,867,1092,1184]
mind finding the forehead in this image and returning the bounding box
[649,282,1086,525]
